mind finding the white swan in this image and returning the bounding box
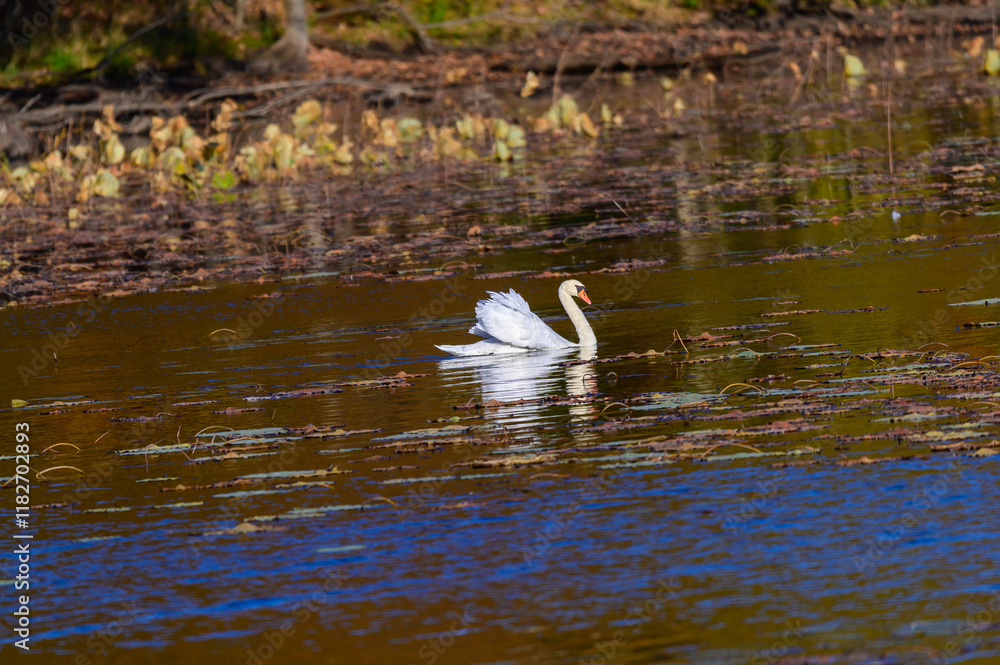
[436,279,596,356]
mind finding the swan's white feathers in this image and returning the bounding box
[471,289,573,350]
[437,282,594,356]
[436,339,533,356]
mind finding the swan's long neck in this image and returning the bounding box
[559,289,596,346]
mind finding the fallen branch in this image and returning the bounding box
[6,76,431,137]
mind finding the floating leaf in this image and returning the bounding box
[238,468,346,481]
[153,501,204,510]
[315,544,366,554]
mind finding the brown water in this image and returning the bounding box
[6,50,1000,665]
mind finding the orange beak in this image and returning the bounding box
[578,289,591,305]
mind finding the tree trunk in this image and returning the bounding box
[248,0,310,76]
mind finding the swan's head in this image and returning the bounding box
[560,279,591,305]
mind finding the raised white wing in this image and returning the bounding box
[468,289,574,349]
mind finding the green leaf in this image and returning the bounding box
[397,117,423,143]
[212,170,236,190]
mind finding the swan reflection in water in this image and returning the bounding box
[437,347,599,433]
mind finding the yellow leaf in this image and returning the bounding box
[68,144,91,162]
[263,124,282,141]
[520,71,540,98]
[844,53,866,77]
[985,49,1000,76]
[334,142,354,165]
[556,95,578,126]
[102,105,122,132]
[362,110,380,134]
[0,187,21,206]
[379,118,399,148]
[103,134,125,165]
[274,134,295,170]
[506,125,526,148]
[575,113,599,138]
[212,99,237,132]
[92,170,120,198]
[292,100,323,133]
[493,140,511,161]
[492,118,510,142]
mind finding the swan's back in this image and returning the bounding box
[471,289,574,350]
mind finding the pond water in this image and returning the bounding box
[6,49,1000,665]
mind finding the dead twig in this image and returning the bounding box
[700,442,763,458]
[36,465,85,479]
[719,382,764,395]
[40,443,81,454]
